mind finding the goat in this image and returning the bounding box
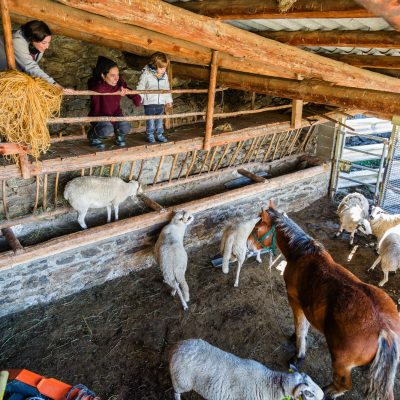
[370,206,400,242]
[220,217,260,287]
[154,210,194,311]
[169,339,324,400]
[369,224,400,286]
[335,192,371,245]
[64,176,142,229]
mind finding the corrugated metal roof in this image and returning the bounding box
[164,2,398,56]
[226,18,391,32]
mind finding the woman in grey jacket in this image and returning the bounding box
[0,20,70,91]
[136,52,173,143]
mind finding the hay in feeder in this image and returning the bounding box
[278,0,298,13]
[0,70,62,159]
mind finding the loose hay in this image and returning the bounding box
[0,70,62,159]
[278,0,298,13]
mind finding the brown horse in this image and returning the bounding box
[261,201,400,400]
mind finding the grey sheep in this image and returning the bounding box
[335,192,371,245]
[169,339,324,400]
[64,176,142,229]
[154,210,194,311]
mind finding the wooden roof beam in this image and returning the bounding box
[9,0,295,79]
[354,0,400,31]
[168,61,400,117]
[259,30,400,48]
[170,0,373,20]
[55,0,400,95]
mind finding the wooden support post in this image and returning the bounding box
[237,168,266,183]
[291,99,303,129]
[291,74,303,129]
[139,194,165,212]
[0,0,15,69]
[2,227,24,254]
[203,50,219,151]
[165,63,173,130]
[2,227,23,254]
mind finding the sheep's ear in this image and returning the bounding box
[269,199,276,210]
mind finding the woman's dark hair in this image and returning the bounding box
[92,56,118,80]
[21,20,52,43]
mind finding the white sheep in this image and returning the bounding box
[368,224,400,286]
[220,217,260,287]
[154,210,194,311]
[370,206,400,242]
[64,176,142,229]
[335,192,372,245]
[169,339,324,400]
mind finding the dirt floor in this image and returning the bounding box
[1,196,399,399]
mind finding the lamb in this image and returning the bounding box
[220,217,260,287]
[64,176,142,229]
[154,210,194,311]
[370,206,400,242]
[169,338,324,400]
[335,192,372,245]
[368,224,400,286]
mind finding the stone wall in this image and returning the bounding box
[0,165,330,317]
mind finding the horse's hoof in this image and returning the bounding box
[323,384,341,399]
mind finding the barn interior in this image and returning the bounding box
[0,1,400,399]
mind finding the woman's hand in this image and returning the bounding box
[166,102,173,109]
[120,87,127,97]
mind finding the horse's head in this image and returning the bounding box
[259,200,284,227]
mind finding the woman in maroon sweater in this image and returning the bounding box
[88,56,141,149]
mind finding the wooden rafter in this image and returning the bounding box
[55,0,400,94]
[259,30,400,49]
[170,0,373,20]
[171,62,400,117]
[9,0,294,80]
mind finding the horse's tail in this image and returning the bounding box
[221,234,234,275]
[366,329,399,400]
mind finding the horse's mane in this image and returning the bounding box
[268,208,325,257]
